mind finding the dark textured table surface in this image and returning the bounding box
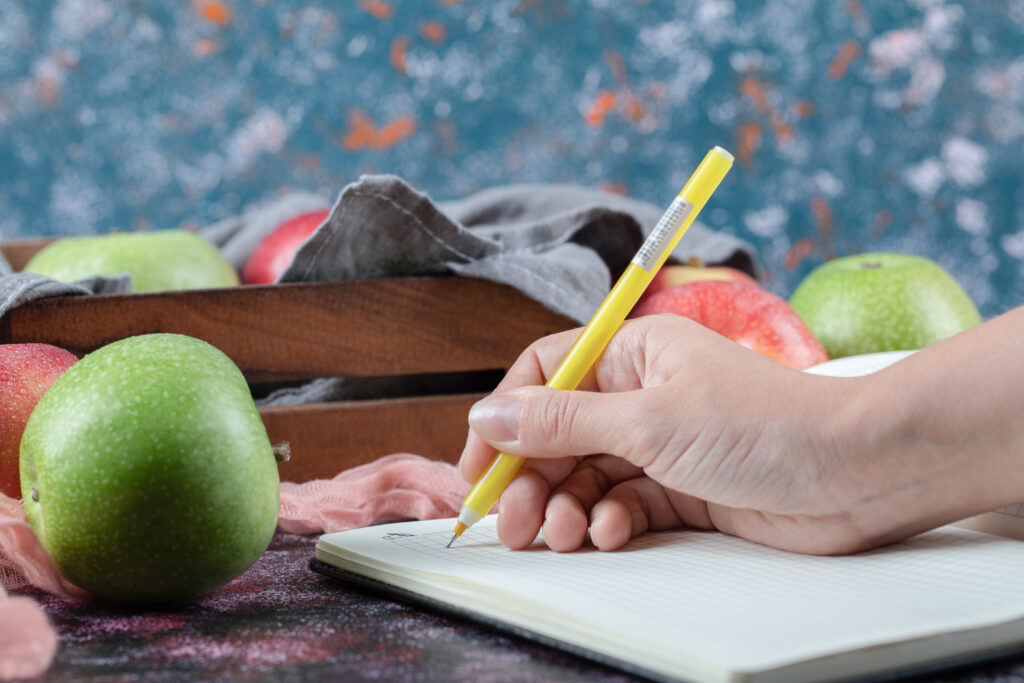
[18,532,1024,682]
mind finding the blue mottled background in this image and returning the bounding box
[2,0,1023,317]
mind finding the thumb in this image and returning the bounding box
[467,386,653,462]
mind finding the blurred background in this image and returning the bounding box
[1,0,1022,317]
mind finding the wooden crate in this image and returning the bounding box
[1,239,575,482]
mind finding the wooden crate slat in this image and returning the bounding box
[1,238,54,272]
[2,238,573,483]
[0,279,574,382]
[262,394,480,482]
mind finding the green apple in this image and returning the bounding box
[24,230,238,292]
[20,333,279,602]
[789,253,981,359]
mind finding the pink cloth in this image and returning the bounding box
[0,495,83,599]
[0,588,57,680]
[0,453,469,679]
[0,494,65,680]
[278,453,469,534]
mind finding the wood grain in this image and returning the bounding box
[263,394,481,482]
[0,278,575,382]
[1,238,577,483]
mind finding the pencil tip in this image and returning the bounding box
[447,520,468,547]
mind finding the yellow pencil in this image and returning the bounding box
[448,146,734,547]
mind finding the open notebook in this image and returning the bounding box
[312,351,1024,682]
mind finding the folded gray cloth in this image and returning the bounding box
[0,271,130,322]
[2,176,755,405]
[248,176,755,406]
[268,175,754,325]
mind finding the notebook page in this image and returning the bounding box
[318,516,1024,673]
[957,504,1024,540]
[803,349,918,377]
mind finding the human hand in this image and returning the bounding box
[459,314,872,553]
[463,308,985,556]
[461,304,1024,556]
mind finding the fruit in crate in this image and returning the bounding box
[242,209,330,284]
[637,257,758,305]
[0,344,78,499]
[788,253,981,359]
[20,334,281,602]
[631,280,829,369]
[23,230,238,292]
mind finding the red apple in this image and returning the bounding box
[0,344,78,498]
[242,209,330,285]
[631,280,828,369]
[638,257,759,306]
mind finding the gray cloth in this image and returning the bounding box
[0,270,130,322]
[1,176,755,405]
[267,175,755,325]
[0,193,331,322]
[248,176,755,406]
[202,192,330,272]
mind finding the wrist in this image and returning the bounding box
[821,364,1009,548]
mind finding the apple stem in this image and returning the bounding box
[686,255,706,268]
[272,442,291,462]
[861,262,882,269]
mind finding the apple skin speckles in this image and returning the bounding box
[20,333,279,602]
[23,230,239,293]
[0,344,78,499]
[789,253,981,359]
[631,280,829,369]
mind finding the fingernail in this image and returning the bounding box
[468,395,523,443]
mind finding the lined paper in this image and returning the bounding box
[318,516,1024,674]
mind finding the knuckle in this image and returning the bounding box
[575,463,612,492]
[535,392,585,451]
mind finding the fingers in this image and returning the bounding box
[458,326,600,487]
[538,456,713,553]
[459,316,683,484]
[468,384,661,466]
[457,314,761,554]
[494,327,598,394]
[490,316,671,398]
[589,478,712,551]
[541,455,643,552]
[496,468,550,549]
[539,490,589,552]
[491,452,582,548]
[458,426,580,498]
[496,454,643,552]
[458,429,496,484]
